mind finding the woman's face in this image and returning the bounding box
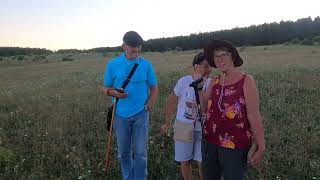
[213,49,235,73]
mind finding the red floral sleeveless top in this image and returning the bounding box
[204,74,252,150]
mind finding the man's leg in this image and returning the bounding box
[114,115,133,180]
[132,110,149,179]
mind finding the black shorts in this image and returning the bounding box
[202,141,249,180]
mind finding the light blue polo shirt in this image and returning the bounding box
[103,53,157,117]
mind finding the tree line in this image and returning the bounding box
[1,16,319,56]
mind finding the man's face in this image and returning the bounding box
[123,43,141,59]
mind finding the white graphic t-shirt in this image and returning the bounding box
[174,75,211,132]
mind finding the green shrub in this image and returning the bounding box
[301,38,313,45]
[17,56,24,61]
[62,56,74,61]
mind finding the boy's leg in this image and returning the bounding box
[193,131,202,162]
[175,137,194,180]
[181,161,192,180]
[194,131,203,180]
[197,161,203,180]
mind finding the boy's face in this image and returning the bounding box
[195,60,211,77]
[201,60,212,77]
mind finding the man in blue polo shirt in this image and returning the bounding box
[103,31,158,180]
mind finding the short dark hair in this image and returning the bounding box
[123,31,143,47]
[192,52,206,66]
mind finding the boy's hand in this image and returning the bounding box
[161,123,171,136]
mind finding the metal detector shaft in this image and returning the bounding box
[193,88,208,154]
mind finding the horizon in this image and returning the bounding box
[1,0,319,50]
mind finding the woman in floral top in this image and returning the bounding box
[200,40,266,180]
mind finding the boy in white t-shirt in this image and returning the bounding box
[161,52,212,180]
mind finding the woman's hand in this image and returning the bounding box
[248,148,265,168]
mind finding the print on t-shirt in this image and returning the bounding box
[183,91,197,121]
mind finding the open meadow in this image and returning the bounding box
[0,45,319,179]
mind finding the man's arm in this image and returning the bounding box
[145,86,158,110]
[146,62,158,110]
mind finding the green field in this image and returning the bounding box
[0,45,320,179]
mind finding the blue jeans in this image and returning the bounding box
[114,109,149,180]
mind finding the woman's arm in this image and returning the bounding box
[243,75,266,167]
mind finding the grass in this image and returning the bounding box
[0,45,319,179]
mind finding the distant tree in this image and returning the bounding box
[138,16,320,52]
[0,47,52,57]
[56,49,83,54]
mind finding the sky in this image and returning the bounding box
[0,0,319,50]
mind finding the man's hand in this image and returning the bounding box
[114,91,129,98]
[105,88,128,98]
